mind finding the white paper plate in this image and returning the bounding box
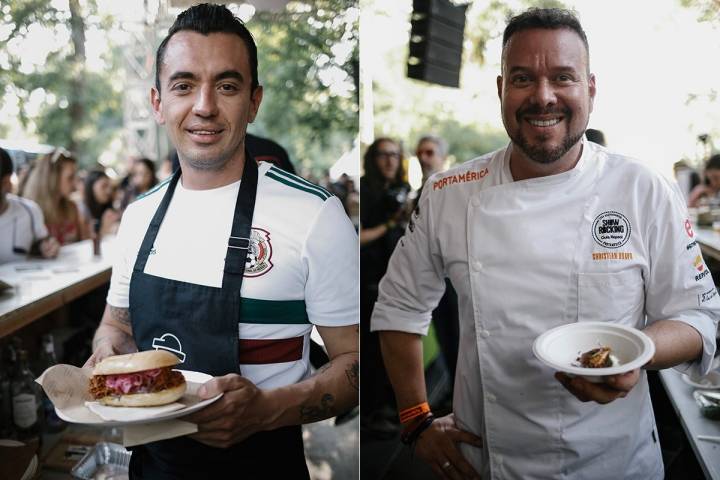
[55,370,222,426]
[681,371,720,389]
[532,322,655,379]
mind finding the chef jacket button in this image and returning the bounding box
[487,393,496,403]
[473,261,482,271]
[480,330,490,338]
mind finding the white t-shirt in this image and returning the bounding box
[108,162,359,388]
[0,194,49,264]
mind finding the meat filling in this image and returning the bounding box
[577,347,613,368]
[89,367,184,399]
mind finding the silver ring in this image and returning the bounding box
[442,461,452,469]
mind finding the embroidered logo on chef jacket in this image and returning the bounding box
[698,287,718,305]
[152,333,186,362]
[694,255,711,281]
[432,168,489,190]
[685,219,694,238]
[592,211,631,248]
[245,228,274,277]
[591,252,633,260]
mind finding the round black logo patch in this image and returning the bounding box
[592,211,631,249]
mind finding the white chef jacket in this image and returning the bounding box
[371,139,720,480]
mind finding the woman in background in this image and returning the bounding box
[20,149,86,245]
[80,170,121,238]
[121,158,158,209]
[359,137,412,438]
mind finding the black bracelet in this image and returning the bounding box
[401,414,435,445]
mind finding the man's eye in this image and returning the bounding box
[511,75,530,85]
[557,74,574,82]
[219,84,238,92]
[172,83,191,91]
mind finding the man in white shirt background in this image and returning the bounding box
[0,146,59,264]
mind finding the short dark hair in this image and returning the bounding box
[706,154,720,171]
[585,128,606,146]
[84,170,111,220]
[155,3,259,94]
[502,8,589,67]
[0,147,13,179]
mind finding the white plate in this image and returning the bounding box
[681,371,720,389]
[532,322,655,381]
[55,370,222,426]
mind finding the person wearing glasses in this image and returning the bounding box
[359,137,412,437]
[0,147,60,264]
[19,148,86,245]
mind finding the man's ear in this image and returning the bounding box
[150,87,165,125]
[588,73,597,113]
[248,85,264,124]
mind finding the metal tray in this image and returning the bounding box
[71,442,131,480]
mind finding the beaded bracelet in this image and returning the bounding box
[400,414,435,445]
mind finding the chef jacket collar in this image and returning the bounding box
[501,136,590,187]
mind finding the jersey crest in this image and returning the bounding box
[245,228,274,277]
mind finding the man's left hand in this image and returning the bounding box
[555,369,640,404]
[183,374,274,448]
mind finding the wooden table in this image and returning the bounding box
[0,237,115,339]
[660,369,720,479]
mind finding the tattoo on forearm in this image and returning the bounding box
[110,306,131,325]
[345,360,359,391]
[317,362,332,375]
[300,393,335,423]
[92,336,112,350]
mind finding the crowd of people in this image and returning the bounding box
[1,143,358,266]
[359,134,461,439]
[0,146,169,265]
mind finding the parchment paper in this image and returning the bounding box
[35,364,199,446]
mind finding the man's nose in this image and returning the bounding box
[192,85,219,117]
[531,78,557,107]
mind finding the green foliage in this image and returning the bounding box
[679,0,720,23]
[0,0,123,167]
[249,0,358,174]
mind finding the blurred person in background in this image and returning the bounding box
[416,135,448,185]
[688,154,720,208]
[121,157,158,209]
[414,135,460,408]
[80,170,121,238]
[360,137,411,436]
[20,148,86,245]
[0,146,59,263]
[585,127,606,146]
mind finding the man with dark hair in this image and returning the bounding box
[84,4,358,478]
[372,7,718,479]
[0,147,59,263]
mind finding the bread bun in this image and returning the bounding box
[93,350,181,375]
[97,381,187,407]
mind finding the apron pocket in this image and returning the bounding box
[578,269,644,324]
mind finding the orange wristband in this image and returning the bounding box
[399,402,431,424]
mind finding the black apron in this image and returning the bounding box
[127,158,309,479]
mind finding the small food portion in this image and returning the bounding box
[577,346,614,368]
[89,350,186,407]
